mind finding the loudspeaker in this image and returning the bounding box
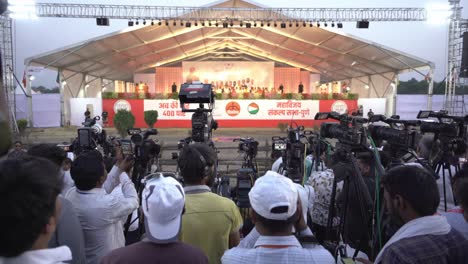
[96,17,110,26]
[460,32,468,78]
[356,21,369,28]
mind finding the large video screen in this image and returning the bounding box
[182,61,274,90]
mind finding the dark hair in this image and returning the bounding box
[0,157,62,257]
[383,165,439,217]
[357,152,373,168]
[178,143,216,185]
[253,209,299,234]
[27,144,67,167]
[63,157,72,166]
[71,150,105,190]
[14,140,22,145]
[452,163,468,185]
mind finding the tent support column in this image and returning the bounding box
[427,67,434,110]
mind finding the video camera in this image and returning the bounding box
[232,137,259,208]
[315,111,368,150]
[368,114,421,150]
[74,115,113,156]
[272,125,311,183]
[417,110,467,159]
[178,83,218,143]
[234,137,259,160]
[122,128,161,164]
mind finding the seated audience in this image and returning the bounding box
[66,151,138,264]
[7,140,27,159]
[455,178,468,222]
[0,157,72,263]
[178,144,243,264]
[101,175,208,264]
[28,144,86,264]
[222,171,334,263]
[360,165,468,264]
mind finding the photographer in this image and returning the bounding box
[65,151,138,264]
[178,143,243,264]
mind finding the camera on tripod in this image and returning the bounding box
[122,128,161,163]
[178,82,218,143]
[232,137,259,208]
[315,111,368,150]
[368,114,421,150]
[74,115,113,156]
[272,125,310,183]
[236,137,259,159]
[417,110,467,157]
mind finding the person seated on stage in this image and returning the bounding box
[65,151,138,264]
[222,171,334,264]
[358,165,468,264]
[7,140,27,159]
[28,144,86,264]
[443,164,468,238]
[0,157,72,263]
[101,175,208,264]
[178,143,242,264]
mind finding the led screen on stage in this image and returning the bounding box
[182,61,274,89]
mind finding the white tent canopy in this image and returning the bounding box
[25,0,433,84]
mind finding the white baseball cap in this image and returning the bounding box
[142,175,185,243]
[249,171,298,220]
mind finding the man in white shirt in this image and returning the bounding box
[222,171,334,264]
[0,156,72,264]
[66,150,138,264]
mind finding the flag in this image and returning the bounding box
[22,71,26,88]
[56,70,60,83]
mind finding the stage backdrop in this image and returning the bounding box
[182,61,274,89]
[102,99,359,128]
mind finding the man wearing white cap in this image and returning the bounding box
[222,171,334,264]
[100,175,208,264]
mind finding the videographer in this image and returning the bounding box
[178,143,243,264]
[443,164,468,239]
[65,150,138,264]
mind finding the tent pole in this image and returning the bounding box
[426,67,434,110]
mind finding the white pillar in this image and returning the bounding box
[26,75,33,127]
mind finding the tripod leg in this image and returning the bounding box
[442,164,447,212]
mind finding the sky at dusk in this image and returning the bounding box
[11,0,468,87]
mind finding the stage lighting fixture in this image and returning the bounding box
[356,20,369,28]
[309,22,313,27]
[289,21,292,27]
[296,21,299,27]
[194,21,198,26]
[274,22,277,27]
[128,20,134,27]
[143,20,146,25]
[96,17,109,26]
[180,21,183,26]
[303,21,306,27]
[223,22,228,28]
[253,22,257,27]
[186,22,191,27]
[215,21,219,27]
[240,21,243,27]
[331,22,335,27]
[173,20,176,26]
[260,22,264,27]
[337,22,343,28]
[324,22,328,27]
[267,22,271,27]
[317,22,320,27]
[246,22,251,28]
[201,21,205,26]
[165,20,169,26]
[209,21,212,26]
[135,20,139,25]
[230,21,234,27]
[280,22,286,28]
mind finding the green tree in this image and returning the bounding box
[113,110,135,138]
[144,110,158,128]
